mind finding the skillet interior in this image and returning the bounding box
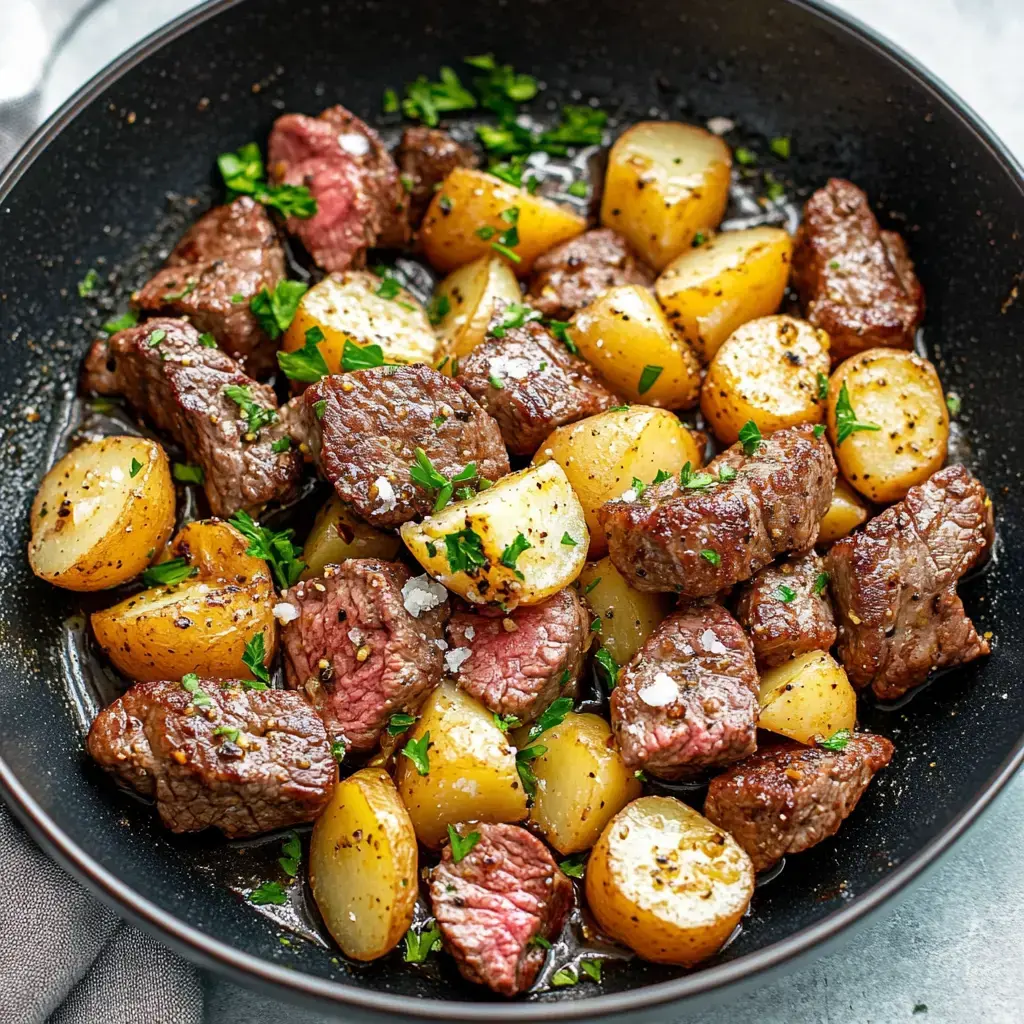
[0,0,1022,1016]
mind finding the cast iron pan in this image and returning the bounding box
[1,0,1022,1018]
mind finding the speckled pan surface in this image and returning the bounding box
[0,0,1022,1018]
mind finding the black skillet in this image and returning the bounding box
[1,0,1023,1019]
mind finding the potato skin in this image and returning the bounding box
[302,494,401,578]
[656,227,793,362]
[29,436,175,591]
[586,796,754,965]
[309,767,418,961]
[757,650,858,745]
[817,476,871,546]
[433,254,522,361]
[827,348,949,504]
[394,681,527,848]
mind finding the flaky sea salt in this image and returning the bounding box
[464,625,476,641]
[338,132,371,156]
[638,672,678,707]
[401,573,448,617]
[445,647,472,673]
[374,476,397,513]
[272,601,300,624]
[700,628,727,656]
[619,488,638,503]
[706,116,735,136]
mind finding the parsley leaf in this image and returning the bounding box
[630,477,646,499]
[213,725,240,743]
[442,528,487,574]
[427,294,451,326]
[834,382,881,445]
[770,136,791,159]
[529,934,552,950]
[814,571,829,595]
[652,468,673,484]
[718,465,738,483]
[401,732,431,775]
[142,558,197,588]
[447,824,482,863]
[341,339,386,371]
[818,728,852,752]
[679,462,716,489]
[559,853,587,878]
[738,420,763,455]
[584,577,602,594]
[545,319,578,354]
[501,533,532,571]
[224,384,278,437]
[387,712,417,736]
[528,696,574,741]
[946,392,961,418]
[148,329,166,348]
[172,463,204,484]
[403,922,442,962]
[538,105,607,152]
[567,180,588,198]
[382,88,399,114]
[490,302,541,338]
[515,744,547,797]
[467,54,538,119]
[129,458,144,478]
[102,310,139,334]
[776,585,797,603]
[552,967,578,987]
[279,831,301,876]
[560,532,579,547]
[271,436,292,453]
[817,371,829,401]
[594,648,619,691]
[313,399,327,420]
[330,739,346,764]
[217,142,316,219]
[198,332,217,348]
[701,548,721,566]
[250,280,308,340]
[402,67,476,126]
[734,146,757,166]
[181,673,212,709]
[228,510,306,590]
[277,326,330,383]
[78,269,99,297]
[637,364,663,395]
[492,712,521,733]
[813,423,827,439]
[242,631,271,684]
[249,881,288,906]
[580,960,602,983]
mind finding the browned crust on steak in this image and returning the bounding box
[396,126,478,228]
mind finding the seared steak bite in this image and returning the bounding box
[396,126,478,227]
[446,589,590,723]
[611,604,759,779]
[827,464,993,700]
[791,178,924,362]
[301,366,510,528]
[599,425,836,596]
[455,314,621,456]
[734,552,836,669]
[81,318,300,517]
[527,228,655,320]
[87,679,335,838]
[268,104,409,271]
[704,734,894,872]
[277,559,449,752]
[135,197,285,376]
[429,822,573,996]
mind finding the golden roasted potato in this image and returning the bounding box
[600,122,732,270]
[827,348,948,504]
[309,767,418,961]
[420,167,586,276]
[29,436,175,592]
[281,271,439,373]
[586,796,754,965]
[655,227,793,362]
[394,681,527,848]
[817,477,871,546]
[577,557,671,665]
[701,315,831,444]
[400,462,587,609]
[302,494,401,578]
[568,286,702,409]
[529,713,642,854]
[433,254,523,361]
[757,650,858,745]
[91,520,276,681]
[533,406,703,557]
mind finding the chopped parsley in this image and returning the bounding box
[313,399,327,420]
[630,477,646,499]
[528,696,573,741]
[217,142,317,218]
[467,54,538,118]
[279,832,301,876]
[679,462,715,489]
[501,533,532,572]
[409,448,478,510]
[769,136,791,159]
[813,423,827,438]
[475,225,496,240]
[738,419,763,455]
[341,339,386,371]
[228,510,306,589]
[818,728,852,752]
[148,329,166,348]
[181,673,212,709]
[102,310,138,334]
[330,739,346,764]
[242,631,271,685]
[718,465,738,483]
[529,934,552,950]
[212,725,240,743]
[172,463,204,484]
[382,88,399,114]
[590,617,602,633]
[515,744,547,797]
[545,319,578,354]
[374,271,403,301]
[814,571,830,595]
[776,585,797,603]
[945,392,961,418]
[584,577,602,594]
[560,532,578,547]
[652,468,673,484]
[161,279,196,302]
[537,105,607,152]
[277,325,330,383]
[552,967,579,987]
[387,712,418,736]
[692,231,707,247]
[763,171,786,202]
[129,457,144,478]
[248,881,288,906]
[490,302,541,338]
[401,732,431,775]
[403,922,442,962]
[580,960,602,983]
[559,853,587,878]
[489,374,505,390]
[817,372,829,401]
[567,180,588,198]
[142,558,197,588]
[271,436,292,453]
[734,146,757,166]
[834,382,881,445]
[492,712,521,733]
[447,824,482,863]
[224,384,278,437]
[198,332,217,348]
[441,528,487,574]
[78,269,99,297]
[594,648,618,691]
[637,364,663,395]
[700,548,721,566]
[249,280,308,339]
[401,66,477,126]
[427,294,451,326]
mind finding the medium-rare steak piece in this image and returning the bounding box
[455,314,621,456]
[81,317,300,517]
[445,589,590,723]
[611,604,759,779]
[791,178,924,362]
[827,464,993,700]
[87,678,335,838]
[395,126,478,228]
[703,734,894,872]
[268,104,408,271]
[734,552,836,669]
[599,425,836,596]
[527,228,655,320]
[301,366,510,528]
[429,822,572,996]
[135,197,285,377]
[277,559,449,752]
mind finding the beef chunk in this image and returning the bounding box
[301,366,510,528]
[599,425,836,596]
[429,822,572,996]
[734,553,836,668]
[791,179,924,362]
[446,589,590,723]
[611,605,759,779]
[268,104,409,272]
[87,679,335,838]
[395,126,477,228]
[704,734,894,872]
[135,198,285,376]
[455,315,621,456]
[278,559,449,752]
[81,318,300,517]
[527,228,655,320]
[827,464,993,700]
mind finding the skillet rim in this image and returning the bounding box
[1,0,1023,1016]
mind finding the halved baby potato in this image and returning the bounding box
[600,122,732,270]
[817,476,871,546]
[29,436,175,592]
[655,226,793,362]
[302,494,401,578]
[757,650,858,745]
[309,767,418,961]
[400,461,587,609]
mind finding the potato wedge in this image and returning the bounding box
[394,681,528,848]
[586,796,754,965]
[701,315,831,444]
[827,348,948,504]
[302,494,401,578]
[655,227,793,362]
[529,713,641,855]
[533,406,703,557]
[420,167,586,276]
[601,122,732,270]
[309,767,418,961]
[568,286,702,409]
[167,518,268,582]
[817,476,871,546]
[433,254,523,361]
[281,271,440,373]
[399,461,587,609]
[757,650,857,745]
[29,436,175,592]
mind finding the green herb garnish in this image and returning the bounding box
[401,732,431,776]
[78,269,99,297]
[277,326,329,383]
[447,824,482,863]
[834,382,880,445]
[249,881,288,906]
[228,510,306,590]
[250,280,308,340]
[701,549,721,566]
[818,728,852,752]
[224,384,278,437]
[173,463,204,484]
[242,631,270,685]
[738,420,763,455]
[142,558,197,588]
[129,458,144,478]
[387,712,418,736]
[528,696,573,741]
[403,922,443,962]
[637,364,663,395]
[441,528,487,574]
